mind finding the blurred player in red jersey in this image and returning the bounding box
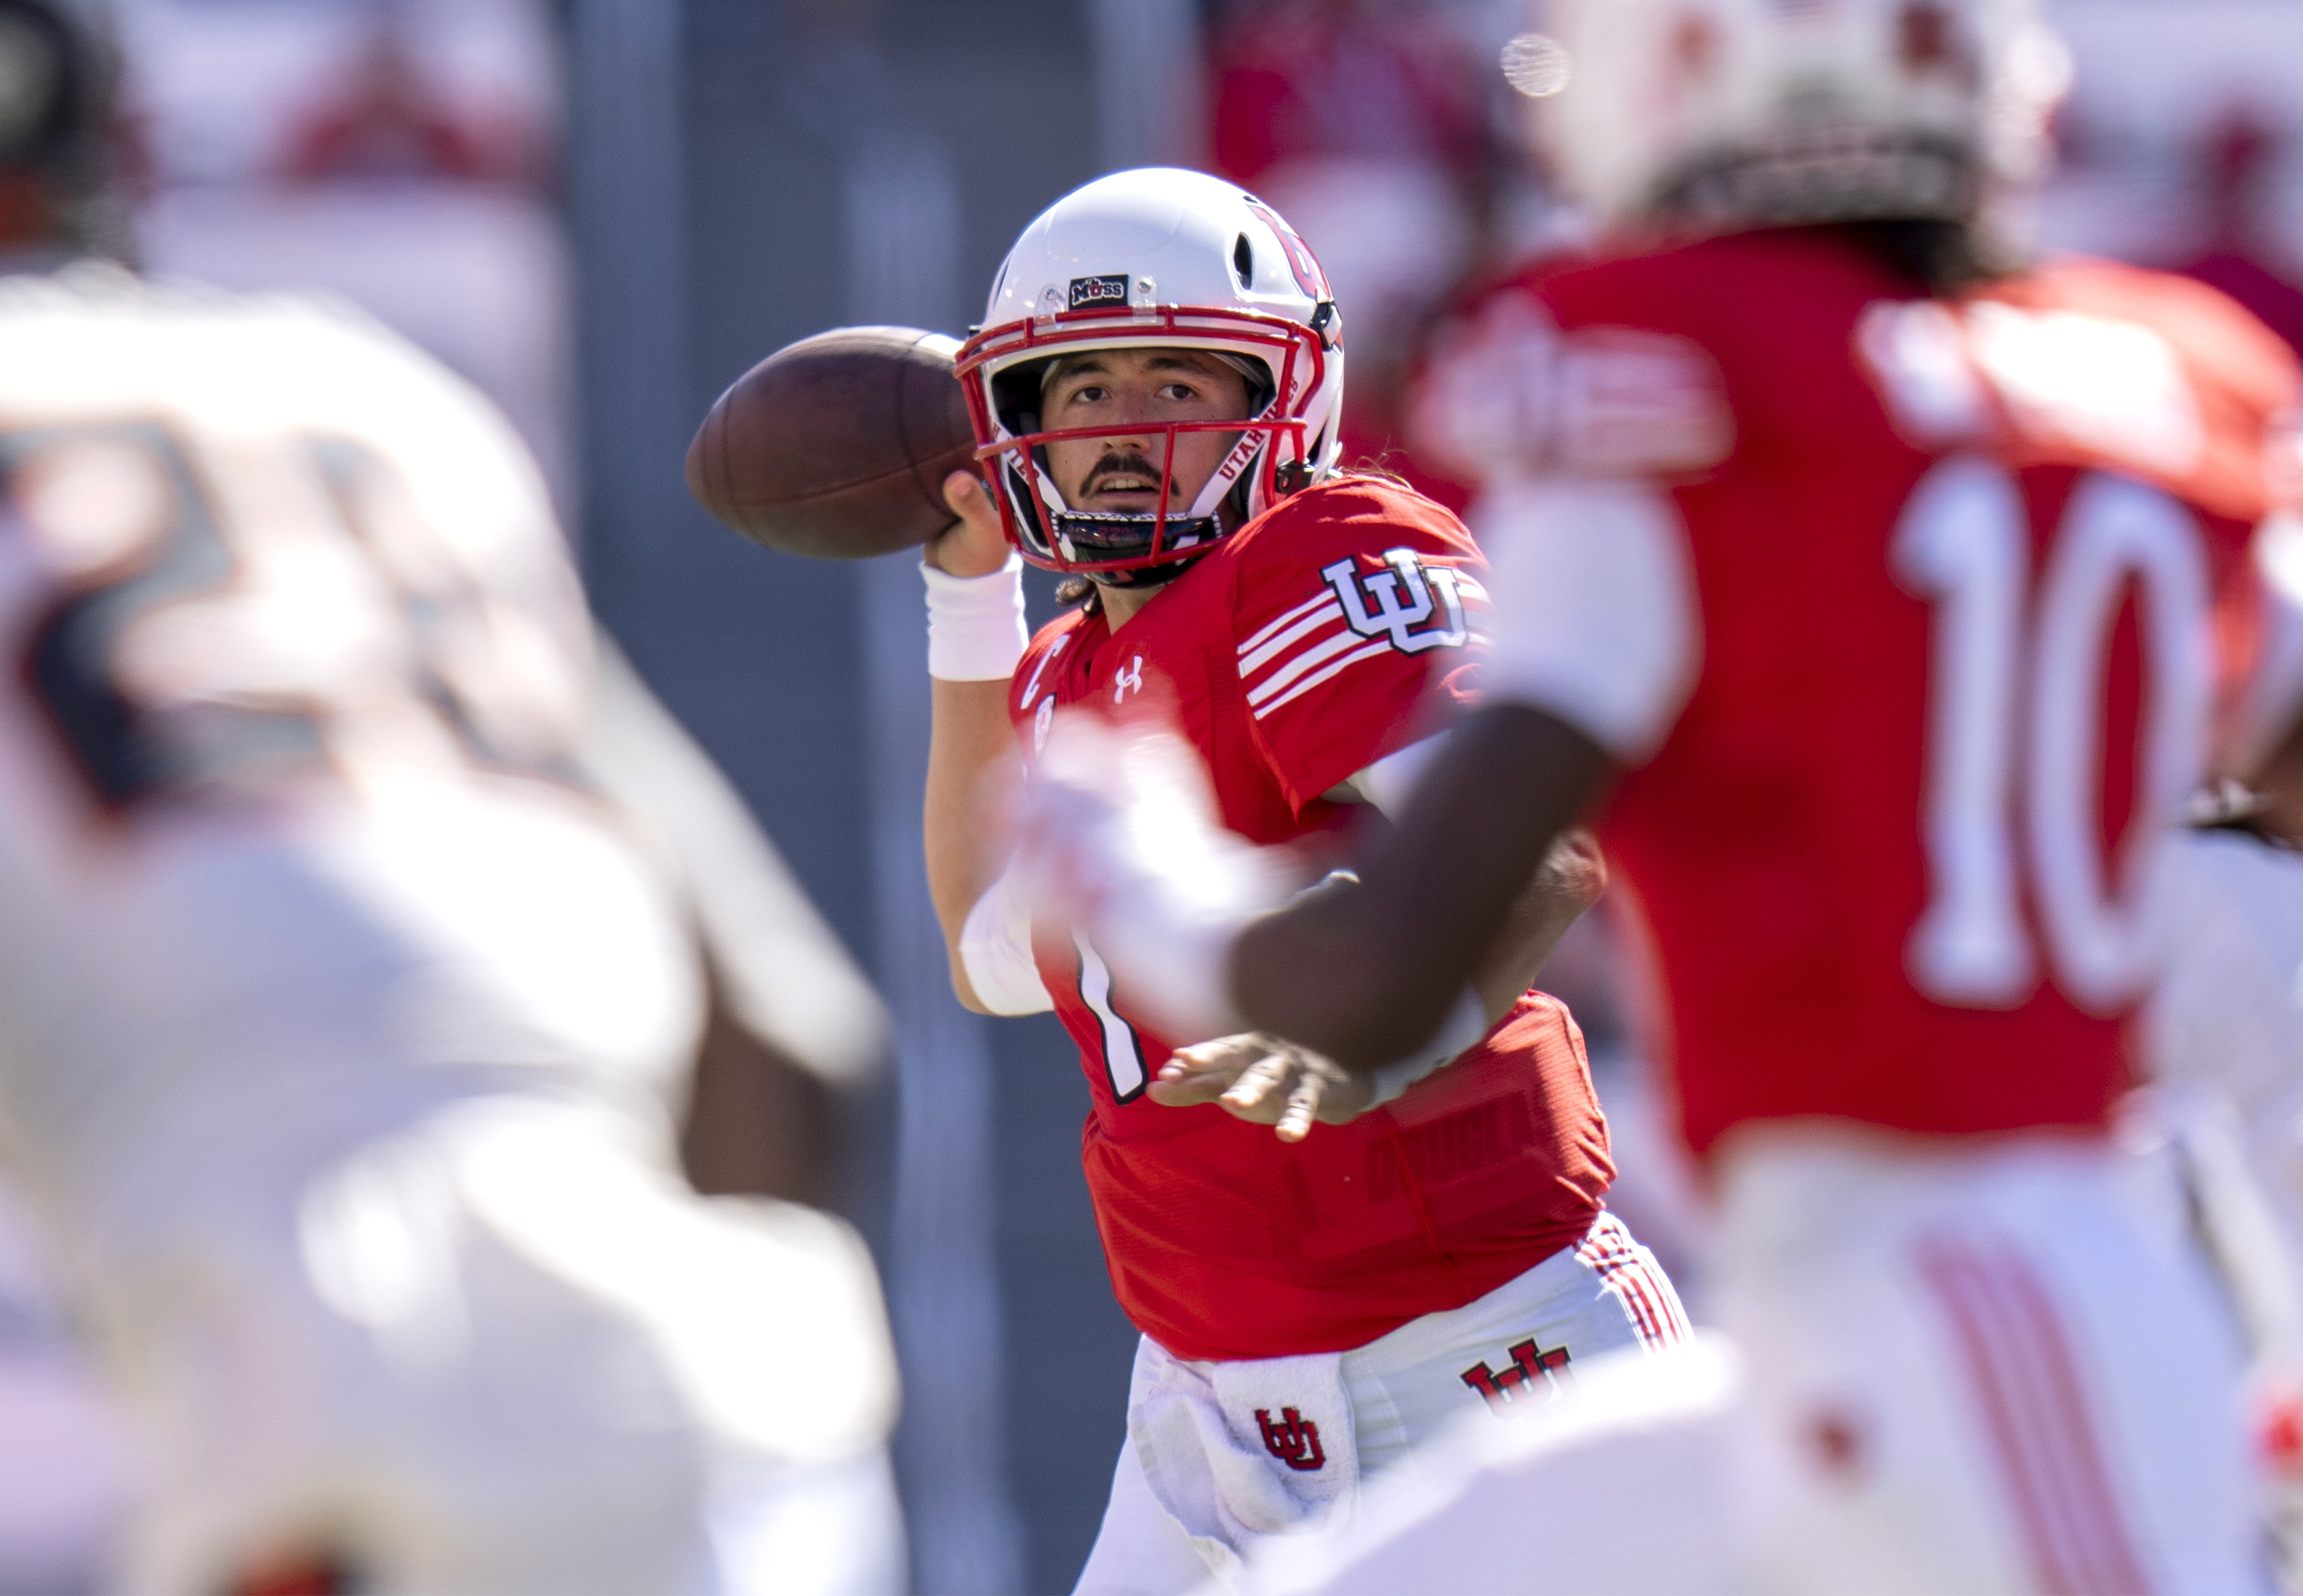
[1017,2,2303,1590]
[917,167,1688,1593]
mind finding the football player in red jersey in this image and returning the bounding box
[1016,3,2303,1591]
[916,167,1689,1593]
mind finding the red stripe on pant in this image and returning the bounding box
[1578,1217,1684,1350]
[1916,1233,2154,1595]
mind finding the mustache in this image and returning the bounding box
[1084,453,1168,493]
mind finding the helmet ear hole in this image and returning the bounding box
[1233,233,1253,288]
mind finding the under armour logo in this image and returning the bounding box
[1460,1339,1572,1416]
[1255,1406,1327,1472]
[1322,548,1467,656]
[1112,655,1144,703]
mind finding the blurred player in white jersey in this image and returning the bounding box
[2147,663,2303,1295]
[2143,642,2303,1590]
[0,5,900,1591]
[1022,0,2303,1590]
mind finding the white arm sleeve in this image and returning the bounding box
[1470,476,1702,763]
[959,866,1054,1016]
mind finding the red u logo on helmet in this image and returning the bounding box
[1244,200,1330,300]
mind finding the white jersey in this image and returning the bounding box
[2144,827,2303,1276]
[0,264,699,1230]
[0,267,902,1594]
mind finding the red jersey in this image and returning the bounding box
[1009,478,1613,1362]
[1415,229,2302,1161]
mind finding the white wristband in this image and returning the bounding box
[1365,988,1490,1107]
[924,552,1030,681]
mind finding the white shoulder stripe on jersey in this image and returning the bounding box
[1237,587,1342,657]
[1253,639,1393,720]
[1237,598,1343,676]
[1234,587,1345,658]
[1237,552,1486,721]
[1247,624,1368,707]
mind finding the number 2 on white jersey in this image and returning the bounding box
[1894,459,2210,1013]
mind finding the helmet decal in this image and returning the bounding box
[1069,275,1132,310]
[1244,200,1329,299]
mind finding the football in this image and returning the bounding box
[684,325,978,560]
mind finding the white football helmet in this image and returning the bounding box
[955,168,1346,582]
[1525,0,2071,232]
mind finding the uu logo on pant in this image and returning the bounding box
[1256,1406,1327,1472]
[1460,1338,1572,1415]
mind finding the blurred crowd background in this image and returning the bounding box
[3,1,2296,1592]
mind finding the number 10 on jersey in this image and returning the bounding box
[1894,458,2211,1015]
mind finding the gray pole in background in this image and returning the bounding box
[1087,0,1208,174]
[569,2,1165,1583]
[850,130,1027,1596]
[565,0,688,579]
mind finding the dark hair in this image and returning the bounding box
[1821,218,2011,299]
[1336,458,1410,488]
[0,2,123,257]
[1054,575,1099,612]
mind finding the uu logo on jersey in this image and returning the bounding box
[1322,548,1469,655]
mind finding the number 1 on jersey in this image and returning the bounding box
[1894,460,2036,1004]
[1075,932,1149,1102]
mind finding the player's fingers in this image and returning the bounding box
[941,467,990,519]
[942,469,1004,542]
[1150,1060,1250,1106]
[1275,1073,1325,1143]
[928,470,1009,577]
[1155,1035,1278,1106]
[1165,1033,1269,1077]
[1219,1052,1294,1122]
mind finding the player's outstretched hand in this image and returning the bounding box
[1152,1032,1375,1141]
[1015,713,1299,1043]
[925,470,1009,578]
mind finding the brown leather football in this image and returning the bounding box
[685,325,977,559]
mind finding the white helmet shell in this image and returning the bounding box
[1528,0,2072,233]
[956,167,1347,580]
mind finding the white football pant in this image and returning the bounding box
[80,1096,902,1596]
[1077,1212,1688,1595]
[1237,1131,2264,1595]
